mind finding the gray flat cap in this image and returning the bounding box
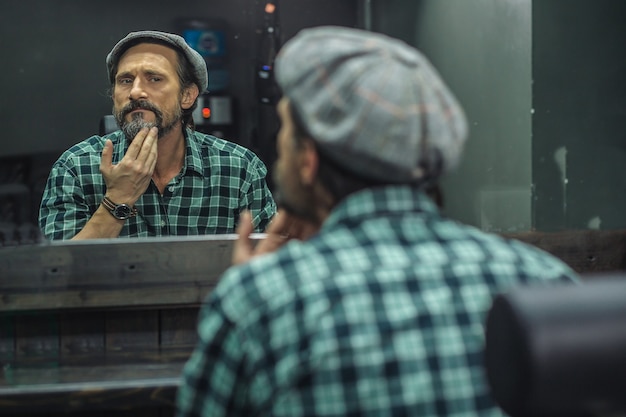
[106,30,208,92]
[275,26,468,183]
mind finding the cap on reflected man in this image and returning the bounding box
[106,30,209,92]
[274,26,468,183]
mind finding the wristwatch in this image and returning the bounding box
[101,196,137,220]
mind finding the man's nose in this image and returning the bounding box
[129,79,148,100]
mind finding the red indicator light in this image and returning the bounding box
[202,107,211,119]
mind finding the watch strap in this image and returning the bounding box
[101,196,137,219]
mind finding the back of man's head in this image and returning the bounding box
[275,26,468,185]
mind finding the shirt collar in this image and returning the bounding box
[182,127,205,177]
[322,185,440,232]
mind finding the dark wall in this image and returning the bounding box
[0,0,359,159]
[533,0,626,231]
[372,0,626,232]
[372,0,533,232]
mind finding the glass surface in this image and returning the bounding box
[0,0,624,236]
[0,0,363,236]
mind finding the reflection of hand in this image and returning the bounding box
[232,209,320,266]
[100,127,158,205]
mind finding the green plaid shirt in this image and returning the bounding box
[177,185,578,417]
[39,128,276,240]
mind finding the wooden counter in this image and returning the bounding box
[0,230,624,415]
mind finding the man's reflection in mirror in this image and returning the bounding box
[38,31,276,240]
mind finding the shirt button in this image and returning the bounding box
[160,220,166,227]
[168,186,174,192]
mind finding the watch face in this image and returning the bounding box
[113,204,133,220]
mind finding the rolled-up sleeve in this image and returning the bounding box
[38,162,91,240]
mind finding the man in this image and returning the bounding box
[39,31,276,240]
[176,26,578,417]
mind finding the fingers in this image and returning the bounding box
[286,217,319,241]
[124,127,158,160]
[232,210,322,266]
[137,127,158,165]
[266,210,320,241]
[264,209,292,236]
[100,140,114,173]
[232,211,256,265]
[123,128,147,160]
[252,231,290,257]
[119,126,158,180]
[253,211,311,256]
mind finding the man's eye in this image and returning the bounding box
[117,78,132,85]
[149,76,162,82]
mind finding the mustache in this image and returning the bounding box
[120,100,163,118]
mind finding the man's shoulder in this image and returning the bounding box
[188,130,260,161]
[54,134,118,169]
[460,224,577,279]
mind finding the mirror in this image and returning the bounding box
[371,0,626,232]
[0,0,364,239]
[1,0,625,239]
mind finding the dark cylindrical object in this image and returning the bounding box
[485,276,626,417]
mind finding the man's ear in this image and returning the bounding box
[298,139,319,186]
[181,84,200,109]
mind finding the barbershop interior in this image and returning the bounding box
[1,0,626,416]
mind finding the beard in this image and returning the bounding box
[272,163,319,223]
[113,99,182,141]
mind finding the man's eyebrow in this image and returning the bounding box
[115,70,133,80]
[115,69,166,80]
[144,69,165,78]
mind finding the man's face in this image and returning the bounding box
[273,98,318,221]
[112,43,184,140]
